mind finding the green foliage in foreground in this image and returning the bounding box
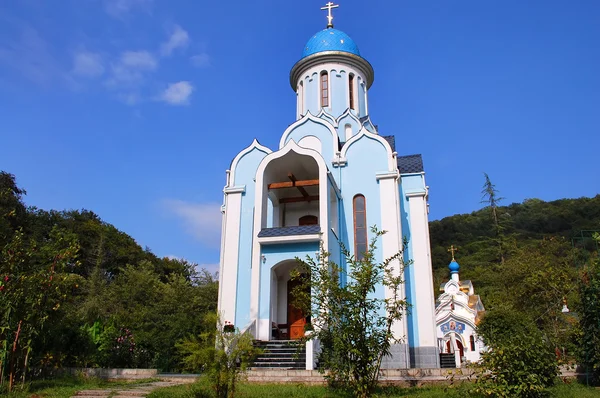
[147,378,600,398]
[473,309,558,398]
[177,315,258,398]
[293,228,409,398]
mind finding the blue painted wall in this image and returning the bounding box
[331,70,347,117]
[339,136,389,314]
[232,147,269,328]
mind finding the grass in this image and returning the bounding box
[2,375,157,398]
[147,379,600,398]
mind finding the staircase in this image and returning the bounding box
[251,340,306,369]
[439,353,456,368]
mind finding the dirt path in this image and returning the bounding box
[70,380,184,398]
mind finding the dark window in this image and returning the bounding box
[349,74,355,110]
[299,215,318,226]
[320,72,329,107]
[353,195,367,260]
[470,335,476,351]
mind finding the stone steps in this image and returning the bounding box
[252,340,306,369]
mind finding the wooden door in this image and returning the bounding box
[287,279,307,340]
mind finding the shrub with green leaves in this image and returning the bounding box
[177,314,258,398]
[473,309,558,397]
[293,227,409,398]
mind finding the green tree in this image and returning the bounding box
[474,309,558,398]
[579,233,600,384]
[293,227,409,398]
[481,172,506,263]
[0,227,80,391]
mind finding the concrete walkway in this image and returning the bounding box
[70,380,185,398]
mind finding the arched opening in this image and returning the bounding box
[263,151,320,229]
[446,339,464,358]
[271,261,310,340]
[320,71,329,108]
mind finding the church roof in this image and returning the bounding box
[397,154,424,174]
[302,28,360,58]
[381,135,424,174]
[258,225,321,238]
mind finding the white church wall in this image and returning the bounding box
[376,172,406,340]
[298,135,322,153]
[219,190,242,326]
[283,201,320,227]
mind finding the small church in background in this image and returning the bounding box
[218,3,439,369]
[436,246,486,368]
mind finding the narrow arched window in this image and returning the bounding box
[470,335,476,351]
[353,195,367,260]
[300,81,304,114]
[320,71,329,107]
[349,74,355,110]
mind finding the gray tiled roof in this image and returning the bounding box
[258,225,321,238]
[382,135,396,151]
[397,154,424,173]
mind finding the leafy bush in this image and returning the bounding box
[579,244,600,385]
[473,309,558,397]
[293,227,409,398]
[177,315,258,398]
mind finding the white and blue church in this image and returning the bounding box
[217,7,439,369]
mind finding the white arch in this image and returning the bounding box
[361,115,377,133]
[336,107,362,127]
[228,139,272,188]
[340,127,396,171]
[250,140,329,339]
[317,109,338,128]
[279,111,339,156]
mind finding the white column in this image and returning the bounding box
[218,188,244,325]
[407,192,437,348]
[376,172,406,340]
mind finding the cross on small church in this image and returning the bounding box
[321,2,339,28]
[448,245,458,261]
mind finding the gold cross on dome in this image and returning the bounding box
[321,2,339,28]
[448,245,458,261]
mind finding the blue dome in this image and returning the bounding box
[449,261,460,273]
[302,28,360,58]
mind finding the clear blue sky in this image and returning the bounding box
[1,0,599,271]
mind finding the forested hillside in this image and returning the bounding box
[0,171,217,384]
[429,193,600,358]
